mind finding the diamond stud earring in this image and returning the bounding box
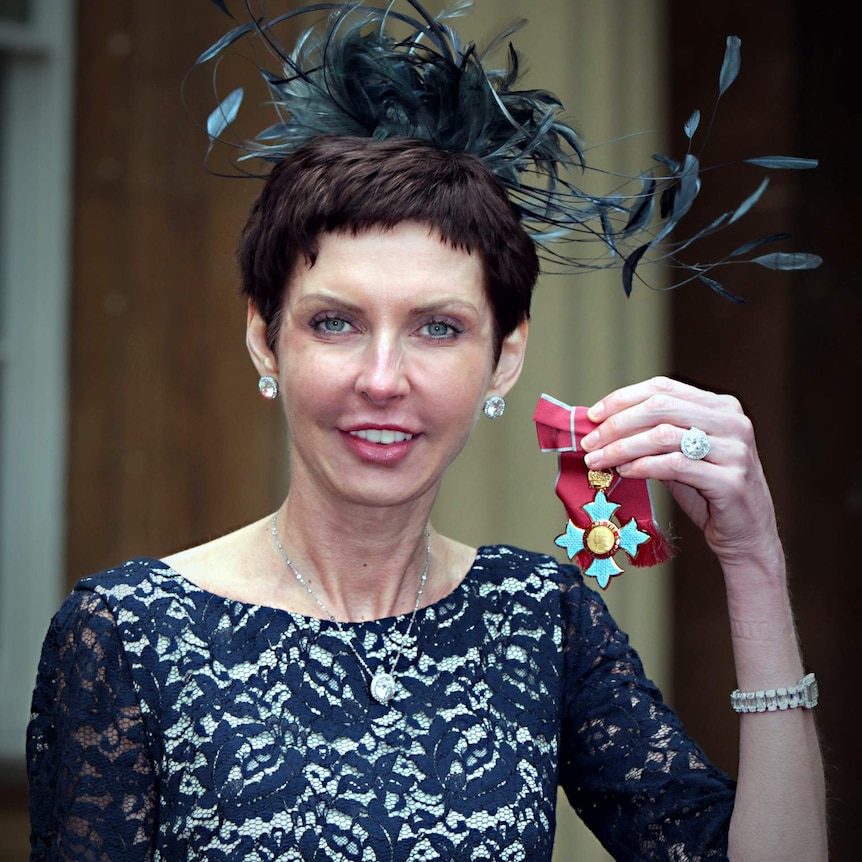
[258,375,279,400]
[483,395,505,419]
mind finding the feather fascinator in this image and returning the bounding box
[194,0,821,300]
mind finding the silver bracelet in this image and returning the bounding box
[730,672,818,713]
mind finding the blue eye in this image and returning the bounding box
[421,320,461,339]
[313,316,353,334]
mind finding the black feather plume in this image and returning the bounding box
[194,2,821,296]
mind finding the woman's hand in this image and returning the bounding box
[579,375,779,569]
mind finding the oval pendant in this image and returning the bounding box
[370,670,397,704]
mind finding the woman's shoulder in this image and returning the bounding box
[472,544,609,619]
[474,543,582,585]
[75,557,180,597]
[462,543,585,606]
[61,557,197,630]
[36,559,180,675]
[50,557,215,673]
[72,516,270,609]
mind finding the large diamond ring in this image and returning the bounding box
[680,427,711,460]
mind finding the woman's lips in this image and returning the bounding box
[342,427,418,463]
[349,428,414,445]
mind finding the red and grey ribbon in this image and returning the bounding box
[533,393,675,571]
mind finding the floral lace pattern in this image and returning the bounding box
[28,545,734,861]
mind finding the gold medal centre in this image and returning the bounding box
[584,520,620,558]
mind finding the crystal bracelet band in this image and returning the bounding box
[730,672,818,713]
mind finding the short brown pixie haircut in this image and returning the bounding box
[238,136,539,361]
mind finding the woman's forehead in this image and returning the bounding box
[304,223,481,275]
[287,224,487,306]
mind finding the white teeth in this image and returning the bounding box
[351,429,413,445]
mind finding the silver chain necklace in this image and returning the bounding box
[270,513,430,705]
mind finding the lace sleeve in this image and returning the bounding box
[558,573,735,861]
[26,587,157,862]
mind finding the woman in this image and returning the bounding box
[27,2,826,860]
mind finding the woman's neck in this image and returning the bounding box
[274,490,436,622]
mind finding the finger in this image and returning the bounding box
[587,376,742,424]
[582,401,750,457]
[583,385,749,454]
[610,442,760,507]
[584,423,733,471]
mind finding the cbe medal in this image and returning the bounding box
[534,393,675,587]
[554,468,651,589]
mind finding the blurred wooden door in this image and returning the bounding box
[65,0,288,582]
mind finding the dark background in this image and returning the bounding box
[670,2,859,858]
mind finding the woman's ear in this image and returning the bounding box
[246,300,279,378]
[489,319,528,398]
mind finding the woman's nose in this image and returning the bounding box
[355,337,409,404]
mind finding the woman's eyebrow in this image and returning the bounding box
[292,293,364,313]
[409,299,480,316]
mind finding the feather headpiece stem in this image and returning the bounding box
[194,0,821,299]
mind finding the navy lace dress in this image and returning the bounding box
[27,545,735,861]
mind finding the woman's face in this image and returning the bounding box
[248,221,527,512]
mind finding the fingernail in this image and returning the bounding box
[587,402,604,421]
[584,451,597,467]
[581,431,598,449]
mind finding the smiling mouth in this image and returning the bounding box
[349,429,414,445]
